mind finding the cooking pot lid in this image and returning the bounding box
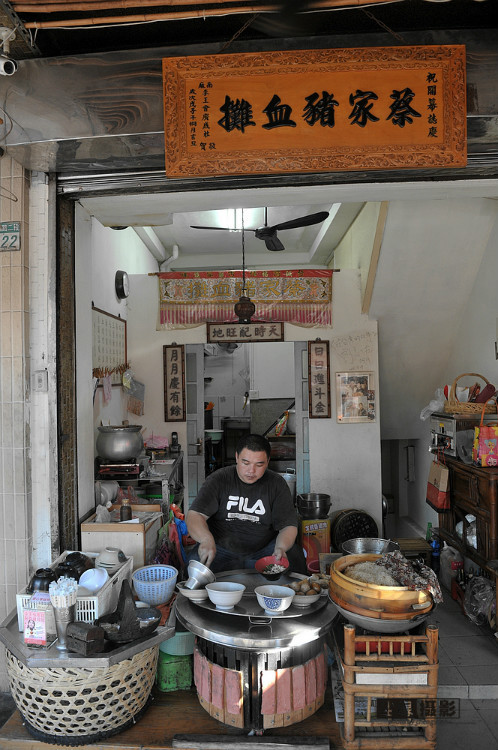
[331,509,378,551]
[98,425,142,432]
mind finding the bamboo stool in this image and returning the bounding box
[333,621,438,749]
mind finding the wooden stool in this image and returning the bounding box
[394,537,432,567]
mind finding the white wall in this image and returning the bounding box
[250,341,295,398]
[379,204,498,534]
[127,269,382,532]
[75,209,158,518]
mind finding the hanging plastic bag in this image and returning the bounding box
[420,388,445,421]
[464,576,495,626]
[425,456,450,512]
[275,411,289,436]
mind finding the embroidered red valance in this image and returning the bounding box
[157,269,333,328]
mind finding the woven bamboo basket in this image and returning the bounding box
[329,554,433,620]
[6,645,158,745]
[444,372,497,414]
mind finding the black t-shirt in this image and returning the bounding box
[189,465,298,554]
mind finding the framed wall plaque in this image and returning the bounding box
[206,321,284,343]
[308,340,331,419]
[336,371,376,423]
[163,344,186,422]
[163,45,466,178]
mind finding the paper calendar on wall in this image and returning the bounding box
[92,306,127,386]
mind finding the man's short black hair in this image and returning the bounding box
[235,433,271,460]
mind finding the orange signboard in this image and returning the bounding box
[163,45,466,178]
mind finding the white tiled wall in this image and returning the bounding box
[0,157,30,691]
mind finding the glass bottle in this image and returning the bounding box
[120,497,132,521]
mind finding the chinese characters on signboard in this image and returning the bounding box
[163,345,186,422]
[163,45,466,178]
[308,341,331,419]
[336,371,376,424]
[206,322,284,343]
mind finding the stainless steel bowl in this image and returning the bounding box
[296,493,331,519]
[184,560,216,590]
[341,537,400,555]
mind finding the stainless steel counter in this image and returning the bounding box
[175,569,338,651]
[0,606,176,668]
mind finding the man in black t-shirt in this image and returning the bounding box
[186,434,306,574]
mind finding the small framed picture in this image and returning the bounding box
[336,371,376,423]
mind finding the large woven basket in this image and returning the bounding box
[6,645,158,745]
[444,372,497,414]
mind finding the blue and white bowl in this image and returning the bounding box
[254,585,295,615]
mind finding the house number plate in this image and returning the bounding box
[0,222,20,251]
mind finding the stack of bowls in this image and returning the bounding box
[184,560,216,590]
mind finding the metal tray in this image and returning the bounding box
[191,569,328,621]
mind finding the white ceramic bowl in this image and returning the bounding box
[95,547,124,573]
[254,585,295,615]
[205,582,245,610]
[176,581,209,602]
[78,567,109,593]
[292,591,321,608]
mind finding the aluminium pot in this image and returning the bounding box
[96,425,144,462]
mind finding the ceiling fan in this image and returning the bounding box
[191,208,329,251]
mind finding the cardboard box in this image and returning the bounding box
[81,510,163,570]
[299,518,331,562]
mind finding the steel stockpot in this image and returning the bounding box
[96,425,144,462]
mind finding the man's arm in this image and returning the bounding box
[272,525,298,562]
[186,509,217,567]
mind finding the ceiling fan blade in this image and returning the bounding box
[270,211,329,232]
[190,225,233,231]
[190,225,257,232]
[265,235,285,251]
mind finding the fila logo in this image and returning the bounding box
[227,496,265,515]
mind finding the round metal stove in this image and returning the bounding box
[175,569,338,731]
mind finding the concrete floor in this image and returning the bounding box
[2,591,498,748]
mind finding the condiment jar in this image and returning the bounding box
[120,498,132,521]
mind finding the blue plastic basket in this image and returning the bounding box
[132,565,178,605]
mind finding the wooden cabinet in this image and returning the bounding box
[438,456,498,570]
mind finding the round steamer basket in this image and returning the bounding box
[6,646,158,745]
[329,553,433,620]
[330,509,378,552]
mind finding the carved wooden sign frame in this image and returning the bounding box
[163,45,466,178]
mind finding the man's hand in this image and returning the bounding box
[272,525,298,562]
[198,537,216,568]
[273,546,287,563]
[186,510,217,568]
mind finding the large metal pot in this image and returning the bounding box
[296,493,331,519]
[96,425,144,462]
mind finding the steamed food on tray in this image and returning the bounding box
[343,561,401,587]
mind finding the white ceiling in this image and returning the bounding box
[79,192,365,271]
[80,177,498,438]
